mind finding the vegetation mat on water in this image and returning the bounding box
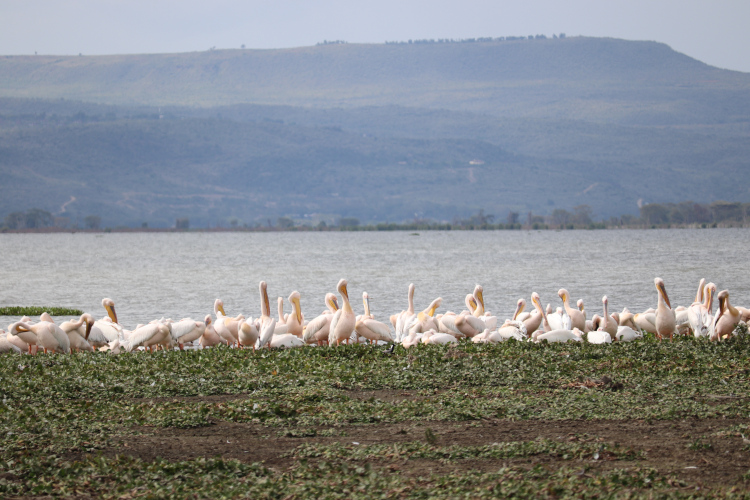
[0,306,84,316]
[0,334,749,496]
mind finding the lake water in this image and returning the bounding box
[1,229,748,329]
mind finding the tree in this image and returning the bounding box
[640,204,669,225]
[572,205,593,225]
[84,215,101,230]
[4,212,25,229]
[277,217,294,229]
[24,209,53,229]
[176,218,190,230]
[338,217,360,227]
[507,211,519,225]
[550,209,571,227]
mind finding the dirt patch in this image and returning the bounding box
[70,416,750,488]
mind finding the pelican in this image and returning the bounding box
[200,315,227,348]
[395,284,417,341]
[421,330,458,345]
[546,305,564,331]
[633,310,657,334]
[558,289,586,331]
[303,293,339,345]
[213,298,242,347]
[515,298,532,323]
[409,297,443,334]
[453,295,484,338]
[712,290,742,341]
[598,296,618,337]
[285,291,304,338]
[654,278,676,340]
[493,298,530,341]
[6,327,32,353]
[532,304,583,343]
[329,279,356,346]
[523,293,546,334]
[122,322,170,352]
[0,331,22,353]
[257,281,277,348]
[238,317,259,349]
[8,322,38,354]
[355,292,393,344]
[618,309,637,330]
[401,331,422,348]
[276,297,287,325]
[587,329,612,344]
[269,334,305,348]
[616,326,642,342]
[168,318,206,350]
[688,282,716,337]
[60,314,95,352]
[10,319,70,354]
[91,298,123,346]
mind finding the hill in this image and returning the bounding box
[0,37,749,226]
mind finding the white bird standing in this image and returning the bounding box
[168,318,206,350]
[329,279,356,346]
[688,282,716,338]
[355,292,393,344]
[60,314,95,352]
[654,277,676,340]
[394,284,417,342]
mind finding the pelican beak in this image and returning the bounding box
[428,299,441,317]
[85,319,93,340]
[218,304,226,316]
[295,297,302,324]
[17,324,29,333]
[659,282,671,309]
[107,304,119,324]
[469,297,477,310]
[332,297,339,311]
[366,296,371,316]
[342,283,349,300]
[477,290,484,307]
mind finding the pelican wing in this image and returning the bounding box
[0,334,22,353]
[303,314,331,343]
[258,318,276,349]
[126,324,161,350]
[328,309,343,345]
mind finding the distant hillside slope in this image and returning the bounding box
[1,37,749,124]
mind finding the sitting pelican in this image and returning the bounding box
[303,293,339,345]
[688,282,716,337]
[285,291,304,338]
[355,292,393,344]
[472,285,498,331]
[558,289,585,331]
[598,296,618,338]
[546,305,564,331]
[522,293,546,335]
[453,295,484,338]
[401,331,422,348]
[168,318,206,350]
[618,309,637,330]
[409,297,443,334]
[269,333,305,348]
[616,325,642,342]
[532,304,583,343]
[213,298,242,347]
[60,314,95,352]
[633,310,657,334]
[200,315,227,348]
[711,290,742,341]
[654,277,676,340]
[421,330,458,345]
[90,298,123,346]
[329,279,356,346]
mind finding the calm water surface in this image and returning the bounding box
[1,229,748,328]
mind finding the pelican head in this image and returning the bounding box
[214,298,226,316]
[325,292,339,312]
[654,278,671,309]
[577,299,585,312]
[705,283,717,313]
[10,322,30,335]
[337,279,349,300]
[82,313,95,339]
[362,292,370,316]
[513,298,526,320]
[289,291,302,323]
[427,297,442,317]
[204,314,212,326]
[558,289,569,304]
[102,298,118,324]
[531,293,543,313]
[714,290,729,328]
[473,285,484,308]
[602,296,608,305]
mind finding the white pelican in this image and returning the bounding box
[535,328,584,343]
[421,330,458,345]
[712,290,742,341]
[238,318,259,349]
[546,305,564,331]
[523,293,546,335]
[598,296,618,337]
[168,318,206,350]
[633,310,657,334]
[558,289,586,331]
[615,326,642,342]
[329,279,356,346]
[355,292,393,344]
[90,298,123,346]
[277,297,287,325]
[257,281,277,348]
[200,315,227,348]
[269,334,305,348]
[213,298,242,347]
[409,297,443,334]
[60,314,95,352]
[0,331,22,353]
[6,327,32,353]
[454,295,484,338]
[8,322,38,354]
[395,284,417,341]
[654,278,676,340]
[401,331,422,348]
[123,322,170,352]
[10,320,70,354]
[688,282,716,337]
[285,291,304,338]
[587,329,612,344]
[303,293,339,345]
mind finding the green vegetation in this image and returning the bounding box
[0,306,83,316]
[0,335,749,496]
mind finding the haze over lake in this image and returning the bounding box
[2,229,747,328]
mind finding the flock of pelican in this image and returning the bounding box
[1,277,748,355]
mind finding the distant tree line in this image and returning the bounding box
[385,34,565,45]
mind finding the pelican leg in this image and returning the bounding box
[179,343,184,351]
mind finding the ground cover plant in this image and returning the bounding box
[0,334,749,497]
[0,306,84,316]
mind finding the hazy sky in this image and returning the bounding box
[2,0,749,72]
